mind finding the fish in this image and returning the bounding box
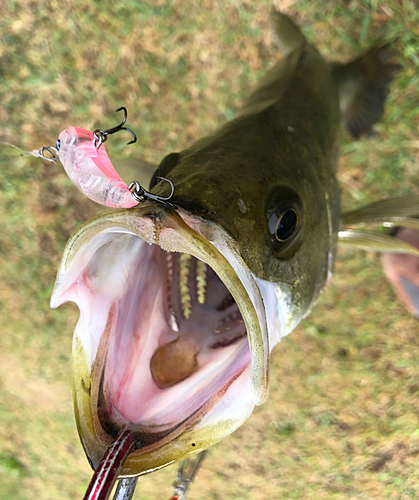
[50,11,417,479]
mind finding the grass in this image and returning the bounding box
[0,0,418,499]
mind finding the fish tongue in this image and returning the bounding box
[150,337,199,389]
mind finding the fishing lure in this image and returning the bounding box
[82,430,137,500]
[37,107,174,207]
[81,429,206,500]
[35,108,177,500]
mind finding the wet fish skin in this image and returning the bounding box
[150,12,398,320]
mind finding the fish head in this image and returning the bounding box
[51,120,339,475]
[154,119,341,342]
[51,200,266,475]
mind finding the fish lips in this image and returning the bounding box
[50,202,286,475]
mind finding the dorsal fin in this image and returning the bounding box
[270,11,305,56]
[332,45,401,138]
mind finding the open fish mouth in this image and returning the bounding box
[51,203,278,476]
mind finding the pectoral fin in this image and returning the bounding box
[339,196,419,255]
[338,229,419,256]
[341,195,419,228]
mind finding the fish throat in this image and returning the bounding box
[85,233,250,447]
[53,203,268,474]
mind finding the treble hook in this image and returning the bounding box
[93,107,137,149]
[128,177,175,204]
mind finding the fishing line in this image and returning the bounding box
[1,107,175,206]
[0,141,49,159]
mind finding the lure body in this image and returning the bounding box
[57,127,138,209]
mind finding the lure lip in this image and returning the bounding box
[51,202,275,475]
[82,430,137,500]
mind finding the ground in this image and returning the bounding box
[0,0,419,499]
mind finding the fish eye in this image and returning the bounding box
[275,208,298,242]
[267,187,303,258]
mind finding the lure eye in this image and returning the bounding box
[267,187,303,258]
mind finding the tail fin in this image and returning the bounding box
[332,45,401,139]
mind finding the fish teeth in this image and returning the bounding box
[179,253,192,319]
[195,260,207,305]
[170,312,179,331]
[216,293,235,311]
[165,252,179,329]
[166,252,173,273]
[215,310,243,334]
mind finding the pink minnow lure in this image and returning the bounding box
[56,127,139,209]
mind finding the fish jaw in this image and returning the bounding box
[50,203,289,475]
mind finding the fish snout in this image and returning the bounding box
[51,205,273,475]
